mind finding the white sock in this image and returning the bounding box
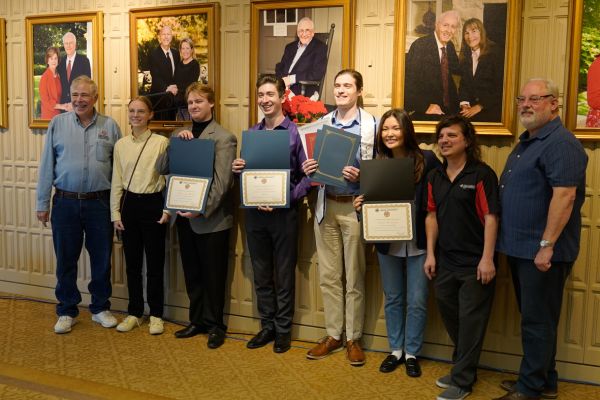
[331,335,341,341]
[405,353,416,360]
[391,350,403,359]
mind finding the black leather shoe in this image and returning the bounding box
[247,328,275,349]
[379,354,404,373]
[405,357,422,377]
[207,328,226,349]
[174,324,206,339]
[273,333,291,353]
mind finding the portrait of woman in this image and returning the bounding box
[353,108,440,377]
[38,46,63,119]
[586,53,600,127]
[458,18,504,122]
[172,37,200,118]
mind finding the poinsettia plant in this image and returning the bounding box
[282,89,327,123]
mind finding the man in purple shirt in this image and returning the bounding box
[232,75,311,353]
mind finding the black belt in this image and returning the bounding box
[124,190,163,199]
[55,189,110,200]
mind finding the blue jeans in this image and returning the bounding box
[377,252,428,354]
[51,196,113,317]
[508,256,572,397]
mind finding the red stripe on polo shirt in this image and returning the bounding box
[475,181,489,225]
[427,182,436,212]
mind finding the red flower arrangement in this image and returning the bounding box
[282,89,327,123]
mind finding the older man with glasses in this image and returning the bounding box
[494,78,588,400]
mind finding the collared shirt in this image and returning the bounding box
[326,110,362,196]
[110,129,170,221]
[471,48,480,75]
[36,111,122,211]
[434,32,446,61]
[287,39,312,81]
[251,116,311,205]
[497,117,587,262]
[427,161,499,270]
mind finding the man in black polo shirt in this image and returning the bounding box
[423,115,499,400]
[494,78,587,400]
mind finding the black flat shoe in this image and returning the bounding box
[174,324,206,339]
[247,328,275,349]
[207,328,226,349]
[379,354,404,373]
[273,333,291,353]
[405,357,422,377]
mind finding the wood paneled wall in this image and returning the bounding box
[0,0,599,382]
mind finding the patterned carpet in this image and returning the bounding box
[0,295,599,400]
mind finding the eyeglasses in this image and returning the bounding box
[515,94,555,105]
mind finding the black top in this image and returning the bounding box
[426,160,499,270]
[191,118,212,138]
[174,59,200,106]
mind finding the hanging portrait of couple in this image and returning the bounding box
[393,0,521,136]
[129,4,219,130]
[26,12,103,129]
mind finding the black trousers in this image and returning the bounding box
[121,192,166,318]
[176,218,229,332]
[508,256,572,397]
[434,265,495,391]
[245,207,298,333]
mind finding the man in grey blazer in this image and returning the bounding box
[157,82,237,349]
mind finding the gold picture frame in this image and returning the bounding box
[0,19,8,129]
[129,4,220,131]
[392,0,522,135]
[249,0,356,125]
[26,12,104,129]
[565,0,600,139]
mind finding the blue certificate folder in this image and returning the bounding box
[241,130,289,169]
[166,137,215,213]
[168,137,215,176]
[360,159,415,201]
[311,125,360,188]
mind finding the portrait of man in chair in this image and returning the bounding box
[275,17,327,98]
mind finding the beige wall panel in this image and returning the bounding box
[3,187,15,227]
[556,289,585,362]
[523,0,551,14]
[585,293,600,365]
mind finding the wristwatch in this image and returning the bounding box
[540,239,554,248]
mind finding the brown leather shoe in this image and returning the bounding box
[306,336,343,360]
[346,340,366,366]
[493,391,540,400]
[500,380,557,399]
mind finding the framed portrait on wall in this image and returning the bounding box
[392,0,522,135]
[26,12,104,129]
[129,4,219,130]
[565,0,600,139]
[249,0,356,124]
[0,19,7,129]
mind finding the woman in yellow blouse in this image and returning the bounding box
[110,96,170,335]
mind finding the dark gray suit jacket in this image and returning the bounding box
[157,120,237,234]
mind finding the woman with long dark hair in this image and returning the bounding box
[354,108,440,377]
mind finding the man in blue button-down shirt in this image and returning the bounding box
[36,76,122,334]
[495,78,587,400]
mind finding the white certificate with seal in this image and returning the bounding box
[241,170,290,208]
[165,175,211,213]
[361,202,413,242]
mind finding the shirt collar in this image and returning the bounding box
[131,129,152,142]
[331,109,361,129]
[72,109,98,127]
[519,117,562,143]
[258,115,291,130]
[297,39,312,49]
[434,32,446,50]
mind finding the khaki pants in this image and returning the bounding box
[314,198,366,341]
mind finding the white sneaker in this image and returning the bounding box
[116,315,142,332]
[91,310,118,328]
[149,316,164,335]
[54,316,76,334]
